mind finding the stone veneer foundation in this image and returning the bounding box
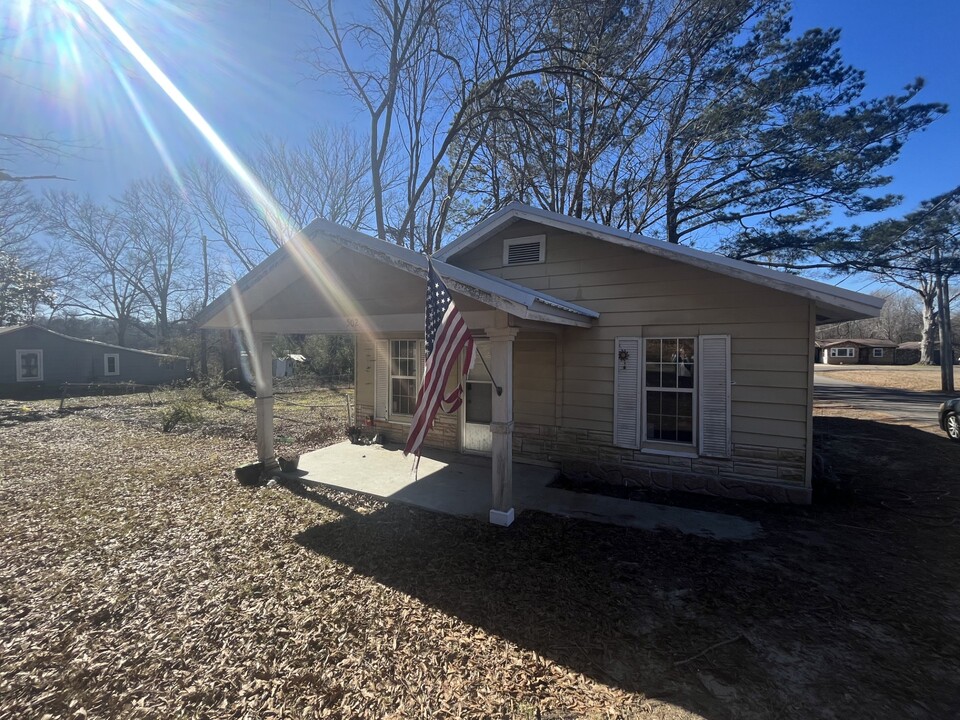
[511,423,811,504]
[355,406,810,504]
[356,403,459,451]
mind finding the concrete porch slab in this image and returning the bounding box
[288,441,761,540]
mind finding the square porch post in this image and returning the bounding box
[254,332,280,476]
[486,326,518,526]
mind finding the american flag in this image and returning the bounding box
[404,259,475,458]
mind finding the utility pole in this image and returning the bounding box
[934,245,955,393]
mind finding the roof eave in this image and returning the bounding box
[436,204,884,323]
[198,218,597,330]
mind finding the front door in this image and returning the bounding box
[462,340,493,454]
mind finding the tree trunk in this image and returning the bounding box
[221,329,244,387]
[919,291,938,365]
[199,328,209,379]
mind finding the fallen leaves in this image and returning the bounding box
[2,394,960,719]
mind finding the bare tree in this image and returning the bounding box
[119,177,197,349]
[42,192,144,346]
[185,125,375,272]
[292,0,606,250]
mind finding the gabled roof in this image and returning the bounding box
[196,219,598,329]
[0,324,188,359]
[434,203,884,324]
[816,338,898,348]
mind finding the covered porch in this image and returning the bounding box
[196,219,597,527]
[285,441,760,540]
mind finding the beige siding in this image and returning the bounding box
[513,334,557,426]
[456,222,813,455]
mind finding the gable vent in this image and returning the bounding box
[503,235,546,265]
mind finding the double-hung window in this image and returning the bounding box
[615,335,729,457]
[645,338,695,444]
[830,347,854,358]
[872,347,884,358]
[390,340,418,416]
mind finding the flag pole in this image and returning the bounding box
[474,348,503,396]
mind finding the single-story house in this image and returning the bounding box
[196,203,883,523]
[815,338,898,365]
[0,324,190,394]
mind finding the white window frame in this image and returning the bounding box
[872,347,884,358]
[830,347,854,358]
[104,353,120,376]
[16,349,44,382]
[389,339,419,419]
[502,235,546,265]
[641,337,697,448]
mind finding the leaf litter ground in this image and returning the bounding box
[1,388,959,719]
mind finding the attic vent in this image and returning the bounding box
[503,235,546,265]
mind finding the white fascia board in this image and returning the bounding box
[436,203,884,320]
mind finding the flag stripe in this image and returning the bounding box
[404,261,475,458]
[406,313,471,452]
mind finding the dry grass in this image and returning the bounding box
[817,365,957,392]
[2,387,960,719]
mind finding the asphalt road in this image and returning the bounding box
[814,372,951,429]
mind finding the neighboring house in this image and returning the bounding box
[0,325,190,393]
[197,203,883,521]
[815,338,898,365]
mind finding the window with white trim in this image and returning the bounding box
[872,347,884,358]
[104,353,120,376]
[390,340,418,416]
[830,347,854,358]
[16,349,43,382]
[645,338,695,444]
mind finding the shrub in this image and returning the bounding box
[160,389,205,432]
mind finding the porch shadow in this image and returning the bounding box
[295,505,736,717]
[291,417,960,718]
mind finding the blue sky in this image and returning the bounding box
[5,0,959,225]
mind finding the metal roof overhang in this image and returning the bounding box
[196,219,598,334]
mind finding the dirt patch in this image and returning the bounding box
[818,365,957,392]
[2,391,960,718]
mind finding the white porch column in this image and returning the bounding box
[254,332,280,476]
[486,325,518,526]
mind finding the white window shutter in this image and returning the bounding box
[698,335,731,458]
[614,337,641,449]
[374,339,389,420]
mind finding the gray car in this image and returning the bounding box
[939,397,960,441]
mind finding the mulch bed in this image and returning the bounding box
[1,393,959,718]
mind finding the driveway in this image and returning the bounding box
[814,370,950,429]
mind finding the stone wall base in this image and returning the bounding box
[513,422,811,505]
[560,458,812,504]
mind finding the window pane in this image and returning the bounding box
[678,338,694,362]
[20,353,39,378]
[661,392,677,415]
[392,378,416,415]
[647,390,661,415]
[646,339,662,362]
[465,381,492,423]
[660,363,677,388]
[660,415,678,442]
[645,363,660,388]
